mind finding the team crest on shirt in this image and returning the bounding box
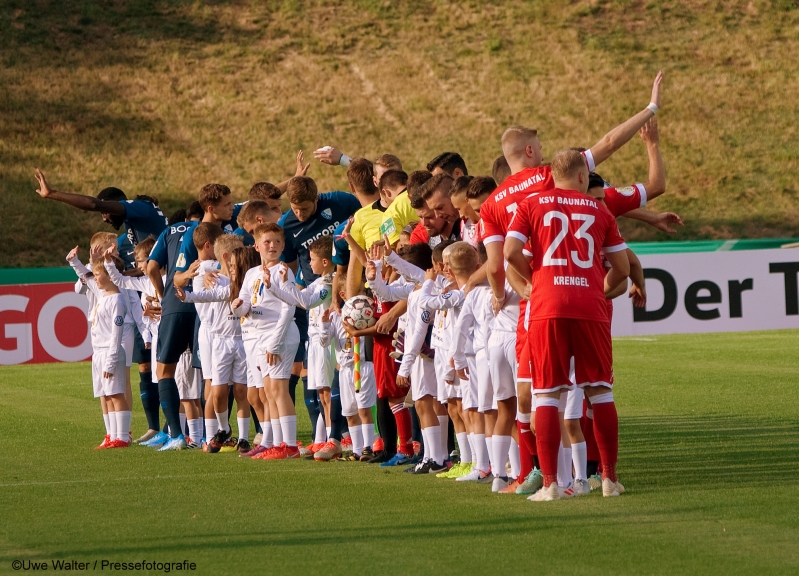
[114,315,124,326]
[319,288,329,300]
[617,186,635,197]
[442,292,452,299]
[421,310,431,323]
[321,208,332,220]
[224,224,234,232]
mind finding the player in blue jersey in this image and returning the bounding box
[233,182,286,246]
[275,176,357,445]
[34,169,168,269]
[144,218,203,450]
[172,184,235,284]
[34,170,168,430]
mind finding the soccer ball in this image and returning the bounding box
[341,295,376,330]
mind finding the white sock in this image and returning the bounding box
[205,417,219,440]
[456,432,472,463]
[349,426,364,456]
[280,415,297,447]
[572,441,588,481]
[116,411,131,442]
[486,435,496,474]
[260,421,273,448]
[103,413,111,436]
[474,433,489,473]
[179,413,187,436]
[187,418,202,444]
[361,423,375,451]
[215,410,229,433]
[314,414,326,444]
[108,411,118,441]
[428,425,443,465]
[509,437,521,479]
[326,426,332,440]
[421,428,431,460]
[437,415,449,459]
[237,417,249,440]
[558,445,573,487]
[271,419,283,445]
[468,433,477,464]
[492,435,512,479]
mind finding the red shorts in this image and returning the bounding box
[372,301,405,399]
[516,301,532,382]
[516,329,532,383]
[527,318,613,394]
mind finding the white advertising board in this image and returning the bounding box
[611,248,799,336]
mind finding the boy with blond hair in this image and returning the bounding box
[266,236,338,459]
[177,231,253,452]
[90,259,131,448]
[233,223,301,459]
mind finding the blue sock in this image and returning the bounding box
[139,371,160,431]
[303,378,320,438]
[251,406,262,434]
[329,389,344,441]
[158,378,182,439]
[289,374,299,406]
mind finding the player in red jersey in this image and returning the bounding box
[505,149,631,500]
[475,71,664,493]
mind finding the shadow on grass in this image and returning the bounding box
[620,414,799,489]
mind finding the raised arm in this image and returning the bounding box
[623,209,684,234]
[180,284,231,303]
[638,117,665,201]
[369,260,414,302]
[104,258,150,292]
[275,150,310,193]
[385,251,425,284]
[588,72,663,168]
[419,278,464,311]
[35,169,126,215]
[270,270,330,309]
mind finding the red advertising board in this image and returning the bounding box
[0,282,91,365]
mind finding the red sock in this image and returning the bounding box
[517,420,534,480]
[533,406,560,487]
[592,402,618,482]
[391,405,413,456]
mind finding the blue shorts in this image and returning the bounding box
[156,311,197,365]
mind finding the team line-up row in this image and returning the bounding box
[35,71,673,501]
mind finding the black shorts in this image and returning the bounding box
[132,325,149,364]
[156,311,197,365]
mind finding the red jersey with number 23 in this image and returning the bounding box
[508,187,627,323]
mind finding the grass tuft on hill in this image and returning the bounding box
[2,0,799,267]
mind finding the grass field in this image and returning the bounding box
[1,330,798,575]
[3,1,799,267]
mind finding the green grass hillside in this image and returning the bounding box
[2,0,799,267]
